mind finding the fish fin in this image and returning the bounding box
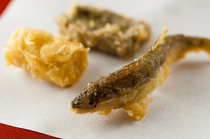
[152,27,168,50]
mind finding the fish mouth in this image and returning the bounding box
[71,98,82,109]
[69,103,77,116]
[69,102,96,116]
[69,98,83,116]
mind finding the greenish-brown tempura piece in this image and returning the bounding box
[56,3,150,60]
[69,28,210,120]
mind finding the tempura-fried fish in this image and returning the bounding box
[56,3,150,60]
[70,28,210,120]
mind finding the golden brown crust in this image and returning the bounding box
[4,27,89,87]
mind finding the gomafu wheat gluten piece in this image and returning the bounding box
[56,3,150,60]
[4,28,89,87]
[70,27,210,120]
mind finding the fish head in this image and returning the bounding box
[71,88,98,110]
[69,79,121,115]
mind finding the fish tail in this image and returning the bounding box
[165,35,210,61]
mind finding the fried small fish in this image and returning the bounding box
[56,3,150,60]
[70,28,210,120]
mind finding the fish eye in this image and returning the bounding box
[89,99,95,105]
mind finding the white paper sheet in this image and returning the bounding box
[1,0,210,138]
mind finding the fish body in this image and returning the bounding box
[70,28,210,120]
[56,4,150,59]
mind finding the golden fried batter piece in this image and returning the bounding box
[4,28,89,87]
[56,3,150,60]
[70,28,210,120]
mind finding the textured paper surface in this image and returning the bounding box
[1,0,210,138]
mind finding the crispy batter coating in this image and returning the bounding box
[56,3,150,60]
[70,28,210,120]
[4,28,89,87]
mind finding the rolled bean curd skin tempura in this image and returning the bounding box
[70,28,210,120]
[4,28,89,87]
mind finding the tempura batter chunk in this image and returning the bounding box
[56,4,150,60]
[4,28,89,87]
